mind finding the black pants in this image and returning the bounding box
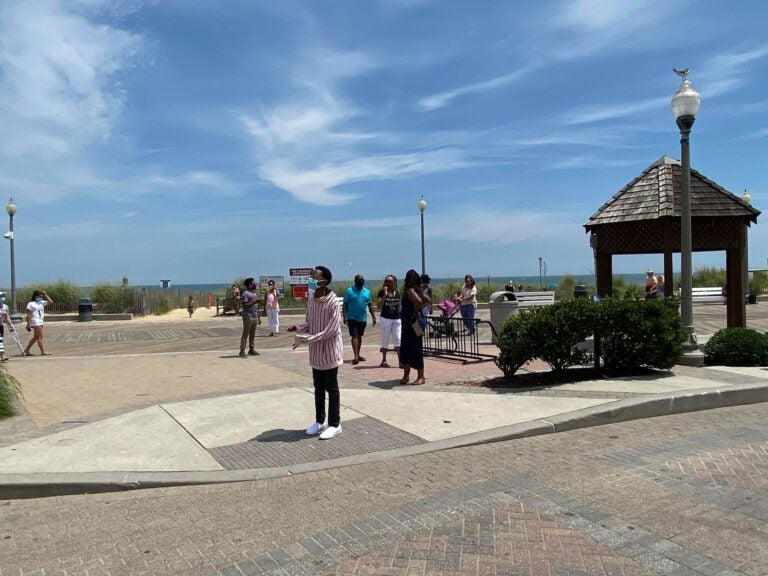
[312,367,340,427]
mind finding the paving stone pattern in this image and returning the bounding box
[210,417,426,469]
[2,404,766,576]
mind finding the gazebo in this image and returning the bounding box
[584,156,760,328]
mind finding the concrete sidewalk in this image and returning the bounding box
[2,340,768,498]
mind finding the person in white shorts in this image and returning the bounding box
[24,290,53,356]
[376,275,401,367]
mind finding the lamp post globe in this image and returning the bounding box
[671,73,700,350]
[418,196,427,276]
[5,198,19,323]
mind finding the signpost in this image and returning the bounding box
[289,267,313,300]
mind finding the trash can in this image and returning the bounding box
[573,284,588,298]
[747,293,757,305]
[488,291,519,344]
[77,298,93,322]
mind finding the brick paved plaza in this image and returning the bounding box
[1,308,767,575]
[1,404,766,575]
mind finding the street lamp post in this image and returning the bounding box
[5,198,19,324]
[671,71,701,349]
[742,190,751,301]
[418,196,427,276]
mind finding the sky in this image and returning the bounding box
[1,0,767,287]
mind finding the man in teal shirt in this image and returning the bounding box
[342,274,376,365]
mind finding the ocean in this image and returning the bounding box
[134,273,649,294]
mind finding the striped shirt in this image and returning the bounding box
[295,290,343,370]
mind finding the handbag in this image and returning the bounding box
[411,319,424,337]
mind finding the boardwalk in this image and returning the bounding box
[30,303,768,357]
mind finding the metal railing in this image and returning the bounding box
[423,315,497,363]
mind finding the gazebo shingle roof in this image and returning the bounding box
[584,155,759,228]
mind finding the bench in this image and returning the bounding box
[691,287,726,305]
[513,291,556,308]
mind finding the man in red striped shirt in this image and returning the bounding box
[288,265,344,440]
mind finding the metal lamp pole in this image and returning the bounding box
[5,198,19,324]
[742,190,751,301]
[418,196,427,276]
[671,71,701,349]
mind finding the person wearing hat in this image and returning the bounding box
[0,291,15,362]
[342,274,376,365]
[645,269,659,300]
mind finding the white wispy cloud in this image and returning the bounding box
[26,210,136,239]
[242,44,475,206]
[737,127,768,140]
[0,0,143,204]
[559,97,668,126]
[544,156,640,170]
[0,0,142,157]
[417,67,534,111]
[698,45,768,98]
[259,149,466,206]
[417,0,684,113]
[310,216,413,229]
[429,209,579,245]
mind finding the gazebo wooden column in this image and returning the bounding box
[725,246,745,328]
[595,252,612,298]
[663,218,674,298]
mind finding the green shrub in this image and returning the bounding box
[476,283,501,303]
[610,276,644,300]
[91,283,130,313]
[151,296,173,315]
[554,274,577,301]
[598,297,684,370]
[525,299,598,372]
[704,328,768,366]
[20,279,83,311]
[0,367,22,419]
[693,266,726,289]
[749,271,768,296]
[494,312,536,377]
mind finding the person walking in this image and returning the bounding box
[187,296,196,318]
[288,265,344,440]
[24,290,53,356]
[400,269,431,385]
[230,284,241,315]
[376,275,401,368]
[264,279,280,336]
[0,292,16,362]
[238,278,261,358]
[459,274,478,335]
[342,274,376,365]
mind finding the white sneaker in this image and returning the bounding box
[319,425,342,440]
[305,422,327,435]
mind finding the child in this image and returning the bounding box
[187,296,196,318]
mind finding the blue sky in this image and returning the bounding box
[1,0,767,287]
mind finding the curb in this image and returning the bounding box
[1,383,766,500]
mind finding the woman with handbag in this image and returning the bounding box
[399,269,431,385]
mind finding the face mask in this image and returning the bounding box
[0,297,5,303]
[307,278,319,291]
[36,298,44,304]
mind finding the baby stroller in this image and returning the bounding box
[429,298,461,338]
